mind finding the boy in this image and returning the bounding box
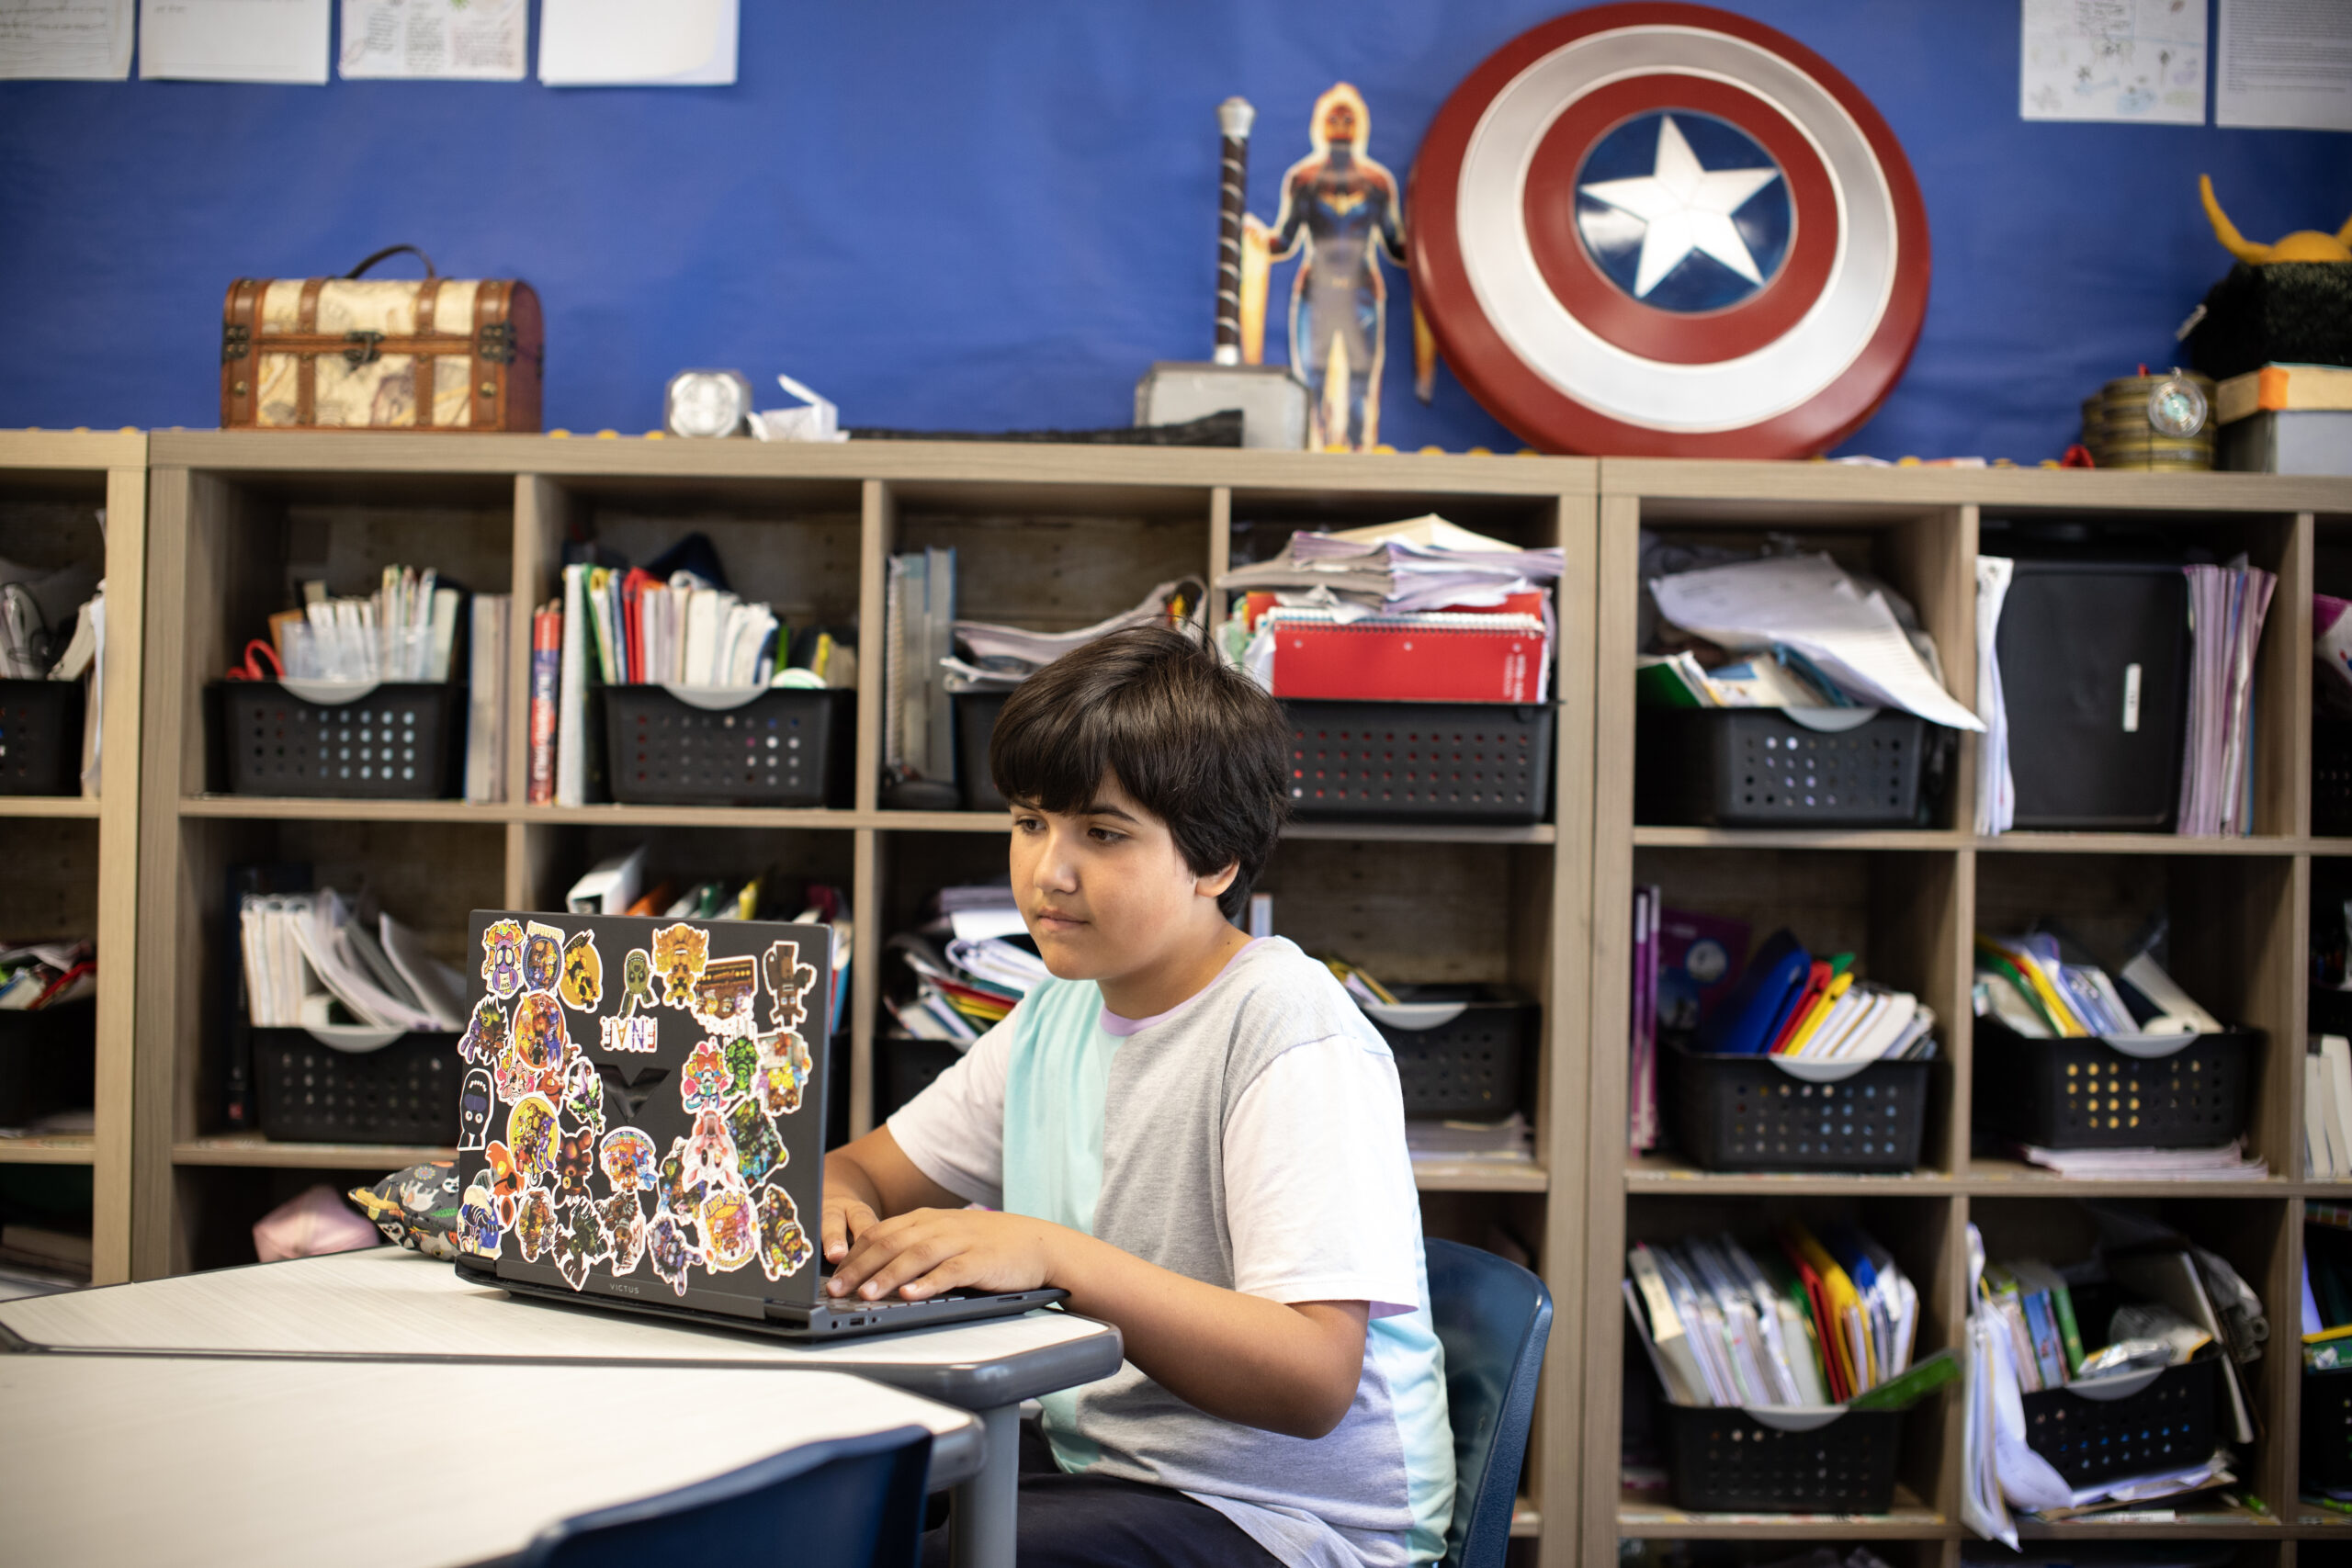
[824,625,1452,1568]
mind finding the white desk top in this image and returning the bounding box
[1,1353,980,1568]
[0,1247,1123,1410]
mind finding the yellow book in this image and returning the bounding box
[1783,971,1854,1055]
[1788,1221,1872,1396]
[1980,937,2086,1036]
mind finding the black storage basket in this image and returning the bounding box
[2318,719,2352,837]
[1663,1404,1904,1513]
[0,999,97,1128]
[252,1028,459,1145]
[877,1032,965,1122]
[1636,707,1928,828]
[0,679,85,795]
[1282,700,1552,824]
[2021,1359,2221,1489]
[1363,987,1537,1118]
[601,686,853,807]
[1666,1043,1930,1172]
[216,681,460,798]
[2304,1361,2352,1494]
[1972,1019,2256,1149]
[956,691,1010,811]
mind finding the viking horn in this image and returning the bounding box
[2200,175,2273,265]
[2337,209,2352,248]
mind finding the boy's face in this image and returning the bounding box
[1008,773,1236,990]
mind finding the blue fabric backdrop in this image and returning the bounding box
[1,1,2346,459]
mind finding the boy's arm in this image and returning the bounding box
[821,1125,967,1257]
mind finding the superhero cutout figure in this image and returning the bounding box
[1243,83,1405,451]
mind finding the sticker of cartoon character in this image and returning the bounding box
[755,1184,815,1281]
[689,954,759,1034]
[600,1190,647,1274]
[481,919,526,998]
[650,923,709,1010]
[599,1126,657,1193]
[523,920,564,992]
[763,940,819,1032]
[514,1188,557,1262]
[647,1210,694,1295]
[757,1030,815,1117]
[679,1038,730,1113]
[506,1094,560,1184]
[512,990,570,1072]
[560,930,604,1011]
[700,1189,756,1272]
[728,1097,784,1187]
[458,995,509,1066]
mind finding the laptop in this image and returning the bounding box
[450,908,1062,1337]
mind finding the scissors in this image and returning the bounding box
[224,638,284,681]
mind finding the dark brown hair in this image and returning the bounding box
[990,625,1289,922]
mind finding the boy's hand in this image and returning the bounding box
[820,1187,881,1267]
[826,1207,1066,1303]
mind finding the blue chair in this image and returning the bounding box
[518,1423,933,1568]
[1426,1237,1554,1568]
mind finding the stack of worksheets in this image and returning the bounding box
[885,885,1047,1047]
[238,891,464,1033]
[2310,1035,2352,1179]
[944,579,1203,694]
[2176,559,2276,837]
[282,566,463,683]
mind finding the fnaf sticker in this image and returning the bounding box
[723,1035,759,1101]
[561,1057,605,1134]
[481,919,526,998]
[600,1190,646,1274]
[554,1197,604,1290]
[506,1094,560,1183]
[515,1187,556,1261]
[757,1031,814,1117]
[647,1210,693,1295]
[727,1097,784,1187]
[523,921,564,992]
[560,931,603,1012]
[457,1178,503,1258]
[458,996,509,1066]
[492,1039,537,1103]
[554,1125,596,1202]
[486,1140,523,1202]
[700,1190,756,1271]
[600,1126,658,1193]
[679,1039,729,1113]
[688,955,759,1035]
[600,1015,659,1054]
[650,924,709,1009]
[679,1108,740,1195]
[755,1184,814,1281]
[763,941,819,1032]
[617,949,656,1016]
[458,1068,494,1150]
[658,1142,707,1224]
[512,990,569,1071]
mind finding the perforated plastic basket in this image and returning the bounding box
[2021,1359,2220,1489]
[1281,700,1552,824]
[1972,1019,2255,1149]
[955,691,1010,811]
[601,686,853,807]
[2304,1362,2352,1494]
[1636,708,1928,827]
[0,678,85,796]
[252,1028,460,1145]
[0,1000,96,1128]
[216,682,459,798]
[1361,987,1537,1118]
[1666,1043,1930,1172]
[2316,719,2352,836]
[1663,1404,1903,1513]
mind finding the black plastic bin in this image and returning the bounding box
[1666,1042,1930,1172]
[1282,700,1551,824]
[1972,1019,2256,1149]
[1637,707,1929,828]
[877,1032,965,1122]
[216,681,461,798]
[0,999,96,1128]
[252,1027,460,1145]
[2021,1359,2221,1489]
[0,679,85,795]
[601,685,854,807]
[956,691,1010,811]
[1664,1403,1904,1513]
[1360,987,1537,1118]
[2318,720,2352,837]
[2305,1360,2352,1494]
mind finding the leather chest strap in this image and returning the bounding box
[413,279,439,429]
[472,282,505,429]
[295,277,325,426]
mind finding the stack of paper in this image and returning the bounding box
[1974,931,2222,1040]
[2176,559,2277,837]
[282,566,462,684]
[944,580,1204,693]
[1219,514,1565,613]
[2309,1036,2352,1179]
[2014,1143,2267,1180]
[1682,924,1937,1063]
[884,889,1046,1047]
[885,547,957,807]
[1403,1112,1533,1164]
[463,592,509,804]
[1974,557,2017,835]
[237,892,463,1033]
[0,940,94,1011]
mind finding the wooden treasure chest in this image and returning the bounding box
[220,246,542,432]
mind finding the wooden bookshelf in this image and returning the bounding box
[0,431,145,1284]
[1586,458,2352,1565]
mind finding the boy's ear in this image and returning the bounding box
[1196,861,1241,900]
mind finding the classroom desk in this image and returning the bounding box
[0,1247,1125,1568]
[1,1352,981,1567]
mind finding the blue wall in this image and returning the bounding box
[2,1,2346,459]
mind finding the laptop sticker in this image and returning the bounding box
[555,1197,605,1290]
[600,1014,660,1054]
[724,1034,760,1100]
[647,1210,694,1294]
[657,1142,707,1235]
[700,1190,756,1271]
[523,920,564,992]
[486,1141,522,1201]
[458,1068,494,1150]
[555,1125,596,1202]
[650,923,710,1008]
[763,942,818,1032]
[481,919,526,998]
[601,1190,646,1273]
[689,954,759,1034]
[515,1188,557,1262]
[756,1030,813,1116]
[617,948,656,1016]
[755,1184,814,1280]
[560,1056,605,1134]
[680,1040,729,1113]
[680,1107,739,1195]
[600,1126,657,1192]
[457,1176,503,1258]
[513,990,569,1071]
[458,996,508,1066]
[507,1093,560,1182]
[560,930,604,1011]
[728,1096,783,1186]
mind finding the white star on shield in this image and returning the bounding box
[1579,116,1781,299]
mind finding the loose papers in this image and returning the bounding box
[0,0,131,79]
[140,0,329,83]
[538,0,734,86]
[2020,0,2207,124]
[2217,0,2352,130]
[339,0,524,80]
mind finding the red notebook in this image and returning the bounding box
[1269,615,1548,703]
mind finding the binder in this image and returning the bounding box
[1266,611,1549,704]
[1695,929,1809,1056]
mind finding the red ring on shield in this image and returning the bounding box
[1521,75,1838,365]
[1410,2,1930,457]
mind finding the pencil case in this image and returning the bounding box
[1663,1403,1904,1513]
[212,680,461,799]
[0,678,86,795]
[2021,1358,2221,1489]
[600,685,854,808]
[1665,1043,1930,1172]
[1279,699,1553,824]
[1971,1020,2256,1150]
[0,999,96,1129]
[1635,707,1934,828]
[251,1026,460,1145]
[1358,987,1538,1118]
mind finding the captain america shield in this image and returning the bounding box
[1410,4,1930,457]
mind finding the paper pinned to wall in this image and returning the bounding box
[140,0,329,83]
[0,0,132,79]
[2019,0,2207,124]
[2217,0,2352,130]
[339,0,525,81]
[537,0,734,86]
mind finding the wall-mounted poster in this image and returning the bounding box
[140,0,330,83]
[538,0,734,87]
[2019,0,2206,124]
[339,0,525,81]
[0,0,133,79]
